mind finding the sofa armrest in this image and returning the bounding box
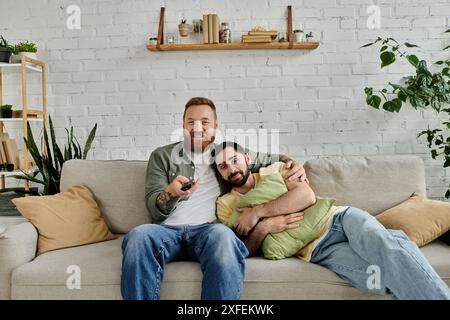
[0,222,38,299]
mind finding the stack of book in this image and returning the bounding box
[12,109,42,118]
[242,30,278,43]
[202,14,220,44]
[0,132,20,170]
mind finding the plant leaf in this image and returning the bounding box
[366,95,382,109]
[380,51,396,68]
[404,42,419,48]
[83,123,97,159]
[382,101,397,112]
[360,42,374,48]
[407,55,419,67]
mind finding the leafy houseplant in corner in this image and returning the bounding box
[11,41,37,63]
[178,19,189,37]
[361,29,450,198]
[11,116,97,195]
[0,36,13,63]
[293,29,304,42]
[0,104,13,118]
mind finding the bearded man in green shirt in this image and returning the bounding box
[121,97,307,300]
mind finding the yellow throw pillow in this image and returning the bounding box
[12,185,117,255]
[376,192,450,247]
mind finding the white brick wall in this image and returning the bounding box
[1,0,449,200]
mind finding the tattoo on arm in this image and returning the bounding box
[156,191,180,214]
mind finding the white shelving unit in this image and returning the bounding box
[0,62,43,73]
[0,56,46,191]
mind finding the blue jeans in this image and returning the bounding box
[311,207,450,299]
[121,223,248,300]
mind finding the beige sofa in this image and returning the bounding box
[1,155,449,300]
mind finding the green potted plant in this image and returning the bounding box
[0,104,13,118]
[11,41,37,63]
[293,29,304,42]
[11,116,97,195]
[149,36,158,45]
[178,19,189,37]
[361,30,450,198]
[0,36,13,63]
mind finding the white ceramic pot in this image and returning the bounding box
[294,32,303,42]
[12,52,37,63]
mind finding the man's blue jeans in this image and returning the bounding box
[311,207,450,299]
[121,223,248,300]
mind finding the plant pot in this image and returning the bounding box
[13,52,37,63]
[0,47,11,63]
[294,33,304,42]
[178,24,190,37]
[1,109,12,118]
[11,54,20,63]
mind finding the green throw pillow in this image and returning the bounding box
[226,172,335,260]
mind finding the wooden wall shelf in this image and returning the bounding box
[147,5,319,52]
[147,41,319,51]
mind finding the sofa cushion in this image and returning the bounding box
[304,155,426,215]
[12,185,117,255]
[376,192,450,247]
[11,236,450,300]
[60,159,149,234]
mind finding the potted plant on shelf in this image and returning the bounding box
[293,29,304,42]
[0,104,13,118]
[11,41,37,63]
[149,36,158,45]
[0,36,13,63]
[178,19,189,37]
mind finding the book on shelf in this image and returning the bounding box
[0,141,6,163]
[12,109,42,118]
[208,14,213,44]
[203,13,220,44]
[0,132,9,164]
[241,35,273,43]
[248,30,278,36]
[212,14,220,44]
[202,14,209,43]
[0,132,21,170]
[2,139,19,169]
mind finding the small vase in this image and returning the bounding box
[178,24,190,37]
[1,109,12,118]
[294,33,303,42]
[0,48,11,63]
[12,52,37,63]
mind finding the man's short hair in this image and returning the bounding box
[183,97,217,120]
[211,141,246,160]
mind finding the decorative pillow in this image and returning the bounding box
[226,171,335,260]
[376,192,450,247]
[12,185,117,255]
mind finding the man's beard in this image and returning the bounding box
[227,165,251,188]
